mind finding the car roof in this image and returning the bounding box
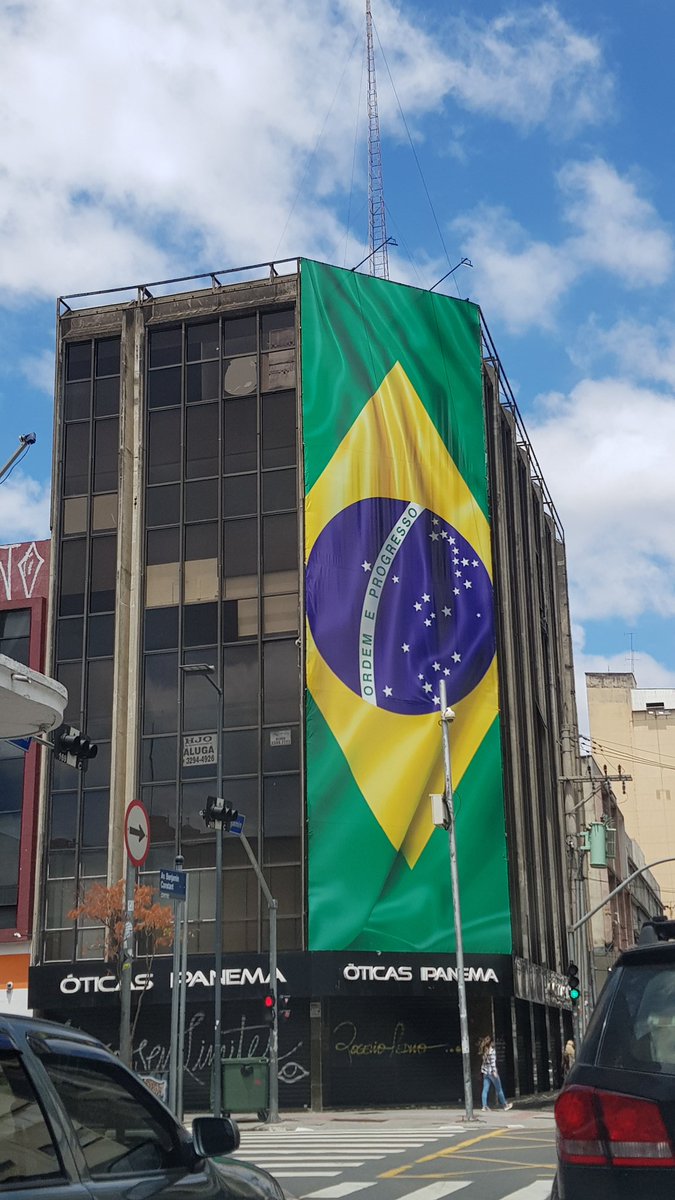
[615,941,675,969]
[0,1012,104,1051]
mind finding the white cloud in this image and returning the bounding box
[441,5,614,133]
[559,159,674,286]
[573,315,675,390]
[529,377,675,623]
[0,476,50,543]
[453,206,577,331]
[19,350,56,396]
[0,2,615,301]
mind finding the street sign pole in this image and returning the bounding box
[177,872,189,1122]
[168,854,183,1113]
[120,800,151,1069]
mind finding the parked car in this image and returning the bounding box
[553,917,675,1198]
[0,1012,284,1199]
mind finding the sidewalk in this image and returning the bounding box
[185,1094,556,1131]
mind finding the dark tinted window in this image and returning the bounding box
[597,962,675,1075]
[146,484,180,526]
[64,422,90,494]
[93,418,119,493]
[223,315,256,355]
[186,404,218,478]
[149,327,182,368]
[0,608,30,663]
[262,391,295,467]
[185,478,218,523]
[186,321,219,361]
[147,409,181,484]
[0,1053,64,1185]
[90,536,116,612]
[59,540,86,616]
[223,397,256,473]
[95,338,120,377]
[67,342,92,381]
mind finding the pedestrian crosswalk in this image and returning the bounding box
[233,1124,555,1200]
[234,1124,464,1179]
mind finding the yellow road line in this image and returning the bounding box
[380,1127,508,1178]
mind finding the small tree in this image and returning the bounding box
[69,880,174,1041]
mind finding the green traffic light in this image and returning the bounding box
[569,986,580,1001]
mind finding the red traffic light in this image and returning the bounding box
[264,993,275,1009]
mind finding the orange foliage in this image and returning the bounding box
[69,880,174,962]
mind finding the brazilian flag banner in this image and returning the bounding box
[301,260,511,954]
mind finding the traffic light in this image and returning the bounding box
[263,991,275,1026]
[279,994,291,1021]
[201,796,239,830]
[567,962,580,1006]
[53,725,98,772]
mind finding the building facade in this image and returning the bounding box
[587,673,675,912]
[0,539,50,1014]
[29,262,578,1108]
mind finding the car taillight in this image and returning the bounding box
[556,1085,675,1168]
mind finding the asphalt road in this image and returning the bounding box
[232,1109,557,1200]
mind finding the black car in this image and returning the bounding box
[554,918,675,1198]
[0,1012,284,1199]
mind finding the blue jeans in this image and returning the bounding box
[481,1071,507,1107]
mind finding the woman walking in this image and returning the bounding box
[478,1034,512,1112]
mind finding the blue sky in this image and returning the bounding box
[1,0,674,732]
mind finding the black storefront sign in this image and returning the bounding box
[29,952,513,1111]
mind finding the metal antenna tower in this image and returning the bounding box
[366,0,389,279]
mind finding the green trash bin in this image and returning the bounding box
[221,1057,269,1120]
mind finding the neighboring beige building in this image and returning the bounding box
[579,755,662,1002]
[586,673,675,911]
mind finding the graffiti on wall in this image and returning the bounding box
[0,542,48,602]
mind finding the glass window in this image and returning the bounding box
[223,315,256,356]
[262,391,296,467]
[82,791,109,849]
[263,512,297,574]
[148,365,181,409]
[90,536,116,612]
[183,602,218,648]
[65,380,91,422]
[143,652,178,735]
[0,743,23,811]
[86,659,114,740]
[82,741,110,790]
[144,606,179,651]
[185,522,217,562]
[186,361,219,403]
[149,327,182,368]
[223,396,256,473]
[222,728,258,775]
[262,309,294,350]
[57,616,83,661]
[186,321,219,361]
[93,418,119,493]
[146,562,180,609]
[0,1053,64,1186]
[224,644,259,727]
[59,540,86,615]
[45,878,76,928]
[49,793,77,851]
[147,409,181,484]
[56,662,82,726]
[34,1049,182,1178]
[146,483,180,527]
[261,349,295,392]
[263,639,299,724]
[147,527,179,566]
[94,376,120,418]
[92,493,118,530]
[96,338,120,377]
[263,774,300,837]
[263,594,297,634]
[223,597,258,641]
[67,341,92,381]
[224,474,257,518]
[87,613,115,658]
[185,478,218,522]
[0,608,30,663]
[263,725,300,772]
[262,468,296,512]
[180,658,218,734]
[141,736,177,785]
[223,355,257,397]
[598,964,675,1075]
[224,518,257,580]
[142,784,177,845]
[63,496,88,535]
[43,929,76,961]
[186,404,218,479]
[64,422,90,495]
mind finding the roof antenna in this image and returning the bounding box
[366,1,389,279]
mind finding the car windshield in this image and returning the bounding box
[0,1052,64,1186]
[598,962,675,1074]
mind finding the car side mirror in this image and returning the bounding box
[191,1116,241,1159]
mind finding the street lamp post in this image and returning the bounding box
[179,662,224,1118]
[438,679,474,1122]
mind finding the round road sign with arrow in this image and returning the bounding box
[125,799,150,868]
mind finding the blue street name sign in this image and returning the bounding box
[227,813,246,837]
[7,737,31,752]
[159,868,187,900]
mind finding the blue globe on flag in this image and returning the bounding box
[306,498,495,716]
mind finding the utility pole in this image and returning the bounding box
[438,680,473,1121]
[0,432,36,484]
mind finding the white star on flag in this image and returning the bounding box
[383,686,393,697]
[402,643,410,653]
[452,652,461,663]
[362,561,371,571]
